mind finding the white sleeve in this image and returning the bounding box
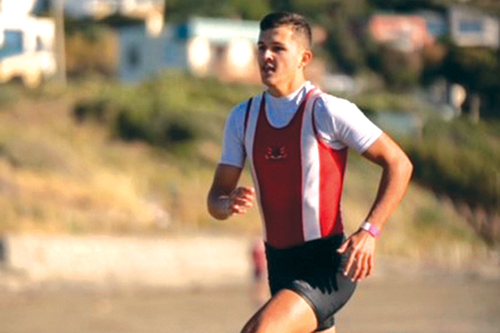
[220,101,248,168]
[314,95,383,153]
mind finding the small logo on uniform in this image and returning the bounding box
[265,145,288,160]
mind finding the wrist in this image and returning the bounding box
[360,221,381,238]
[220,197,233,218]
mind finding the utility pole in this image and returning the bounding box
[53,0,67,86]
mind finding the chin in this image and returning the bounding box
[260,75,277,89]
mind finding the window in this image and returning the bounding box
[36,36,44,51]
[0,30,24,59]
[459,19,483,33]
[428,21,447,37]
[127,44,141,69]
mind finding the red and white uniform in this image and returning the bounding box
[221,83,382,249]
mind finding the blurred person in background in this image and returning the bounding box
[250,238,269,306]
[207,12,413,333]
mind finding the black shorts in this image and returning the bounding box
[265,235,357,332]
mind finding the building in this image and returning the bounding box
[418,10,448,39]
[0,0,165,18]
[0,0,41,15]
[177,17,260,81]
[115,24,185,83]
[449,6,499,49]
[64,0,165,19]
[368,14,434,52]
[114,17,260,84]
[0,1,56,87]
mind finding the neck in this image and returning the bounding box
[267,76,307,98]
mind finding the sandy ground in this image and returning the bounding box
[0,272,499,333]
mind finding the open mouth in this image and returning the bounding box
[262,63,276,75]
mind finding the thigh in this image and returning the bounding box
[289,267,356,330]
[317,326,337,333]
[266,235,356,331]
[241,289,318,333]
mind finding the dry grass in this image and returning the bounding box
[342,154,491,268]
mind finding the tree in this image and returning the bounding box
[164,0,271,21]
[320,0,370,75]
[442,45,500,119]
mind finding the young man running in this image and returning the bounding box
[207,12,413,333]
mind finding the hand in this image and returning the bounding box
[225,186,255,216]
[337,229,376,282]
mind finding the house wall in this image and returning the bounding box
[64,0,164,19]
[181,17,260,83]
[449,7,499,48]
[0,14,54,54]
[116,18,262,84]
[203,39,260,83]
[117,25,187,83]
[369,14,434,52]
[0,14,56,86]
[0,0,39,16]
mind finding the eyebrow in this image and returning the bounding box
[257,40,286,47]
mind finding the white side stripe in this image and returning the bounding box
[301,91,323,241]
[245,93,267,242]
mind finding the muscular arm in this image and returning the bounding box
[361,132,413,231]
[338,133,413,281]
[207,164,255,220]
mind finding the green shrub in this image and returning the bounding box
[71,72,260,151]
[73,99,111,123]
[405,118,500,243]
[407,119,500,211]
[115,108,195,148]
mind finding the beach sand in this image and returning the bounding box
[0,272,499,333]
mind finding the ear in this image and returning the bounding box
[299,49,313,69]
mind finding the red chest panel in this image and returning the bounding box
[250,90,347,249]
[252,93,309,249]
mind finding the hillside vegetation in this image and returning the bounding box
[405,119,500,245]
[0,73,495,268]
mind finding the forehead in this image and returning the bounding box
[258,26,296,44]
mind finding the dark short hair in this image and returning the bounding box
[259,12,312,48]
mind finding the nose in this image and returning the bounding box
[259,47,272,62]
[263,48,272,60]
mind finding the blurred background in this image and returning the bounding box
[0,0,499,332]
